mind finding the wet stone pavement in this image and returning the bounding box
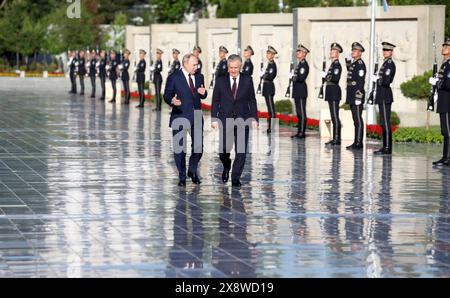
[0,77,449,278]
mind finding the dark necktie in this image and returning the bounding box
[231,77,237,99]
[188,74,195,95]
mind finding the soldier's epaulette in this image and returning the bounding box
[357,59,363,65]
[387,59,392,64]
[333,60,339,64]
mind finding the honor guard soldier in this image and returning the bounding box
[78,50,86,95]
[373,42,396,155]
[291,44,310,139]
[261,46,278,133]
[152,48,164,111]
[135,49,147,108]
[168,48,181,76]
[88,50,97,98]
[121,49,131,105]
[345,42,367,150]
[241,45,254,76]
[215,46,229,79]
[68,51,77,94]
[323,43,343,146]
[108,50,118,103]
[430,38,450,166]
[98,50,107,100]
[192,45,202,75]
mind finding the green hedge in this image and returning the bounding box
[275,99,293,114]
[400,70,431,100]
[393,126,443,144]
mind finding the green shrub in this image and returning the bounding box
[393,126,443,144]
[144,81,150,90]
[377,110,401,126]
[400,70,431,100]
[340,103,351,110]
[275,99,292,114]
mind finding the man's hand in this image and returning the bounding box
[346,53,352,61]
[259,70,265,77]
[211,121,219,130]
[321,71,327,78]
[171,94,182,106]
[197,84,206,96]
[370,74,379,83]
[288,72,294,79]
[252,121,259,130]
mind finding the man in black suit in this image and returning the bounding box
[212,54,258,187]
[164,54,208,186]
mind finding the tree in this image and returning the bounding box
[152,0,205,23]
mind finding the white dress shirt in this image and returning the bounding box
[229,75,240,93]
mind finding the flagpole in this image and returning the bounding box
[366,0,377,125]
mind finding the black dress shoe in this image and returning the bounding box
[222,168,230,183]
[188,171,201,184]
[90,95,95,98]
[325,140,335,146]
[178,180,186,187]
[124,101,130,105]
[266,128,271,134]
[232,180,242,187]
[432,158,450,166]
[291,133,305,139]
[136,104,144,108]
[99,97,105,101]
[347,143,363,150]
[80,92,84,95]
[109,99,116,103]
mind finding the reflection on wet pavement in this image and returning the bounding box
[0,78,449,277]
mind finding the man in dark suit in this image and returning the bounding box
[212,54,258,187]
[164,54,208,186]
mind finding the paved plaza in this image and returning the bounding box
[0,78,449,277]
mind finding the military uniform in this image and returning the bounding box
[215,58,228,79]
[68,54,77,94]
[168,49,181,76]
[78,55,86,95]
[375,42,397,155]
[121,53,131,104]
[292,44,310,138]
[88,54,97,98]
[99,56,106,100]
[109,54,118,103]
[325,43,343,145]
[136,52,147,108]
[241,45,254,76]
[153,49,164,110]
[262,46,278,133]
[433,38,450,165]
[345,42,366,149]
[241,59,254,76]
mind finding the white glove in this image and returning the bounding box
[150,66,155,71]
[259,70,265,77]
[346,53,352,61]
[106,65,111,70]
[133,66,137,72]
[429,77,439,86]
[86,62,90,68]
[75,62,79,66]
[371,74,379,83]
[288,72,294,79]
[118,64,123,70]
[321,71,327,78]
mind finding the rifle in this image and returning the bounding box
[428,32,438,112]
[318,36,326,99]
[367,41,379,105]
[209,48,216,89]
[256,47,264,94]
[285,59,294,98]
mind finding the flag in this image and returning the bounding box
[382,0,389,12]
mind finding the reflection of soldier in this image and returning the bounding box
[367,156,394,277]
[289,141,308,240]
[321,148,343,253]
[344,151,365,253]
[427,168,450,277]
[212,188,256,277]
[167,187,204,277]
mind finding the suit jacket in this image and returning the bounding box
[211,74,258,125]
[164,70,208,127]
